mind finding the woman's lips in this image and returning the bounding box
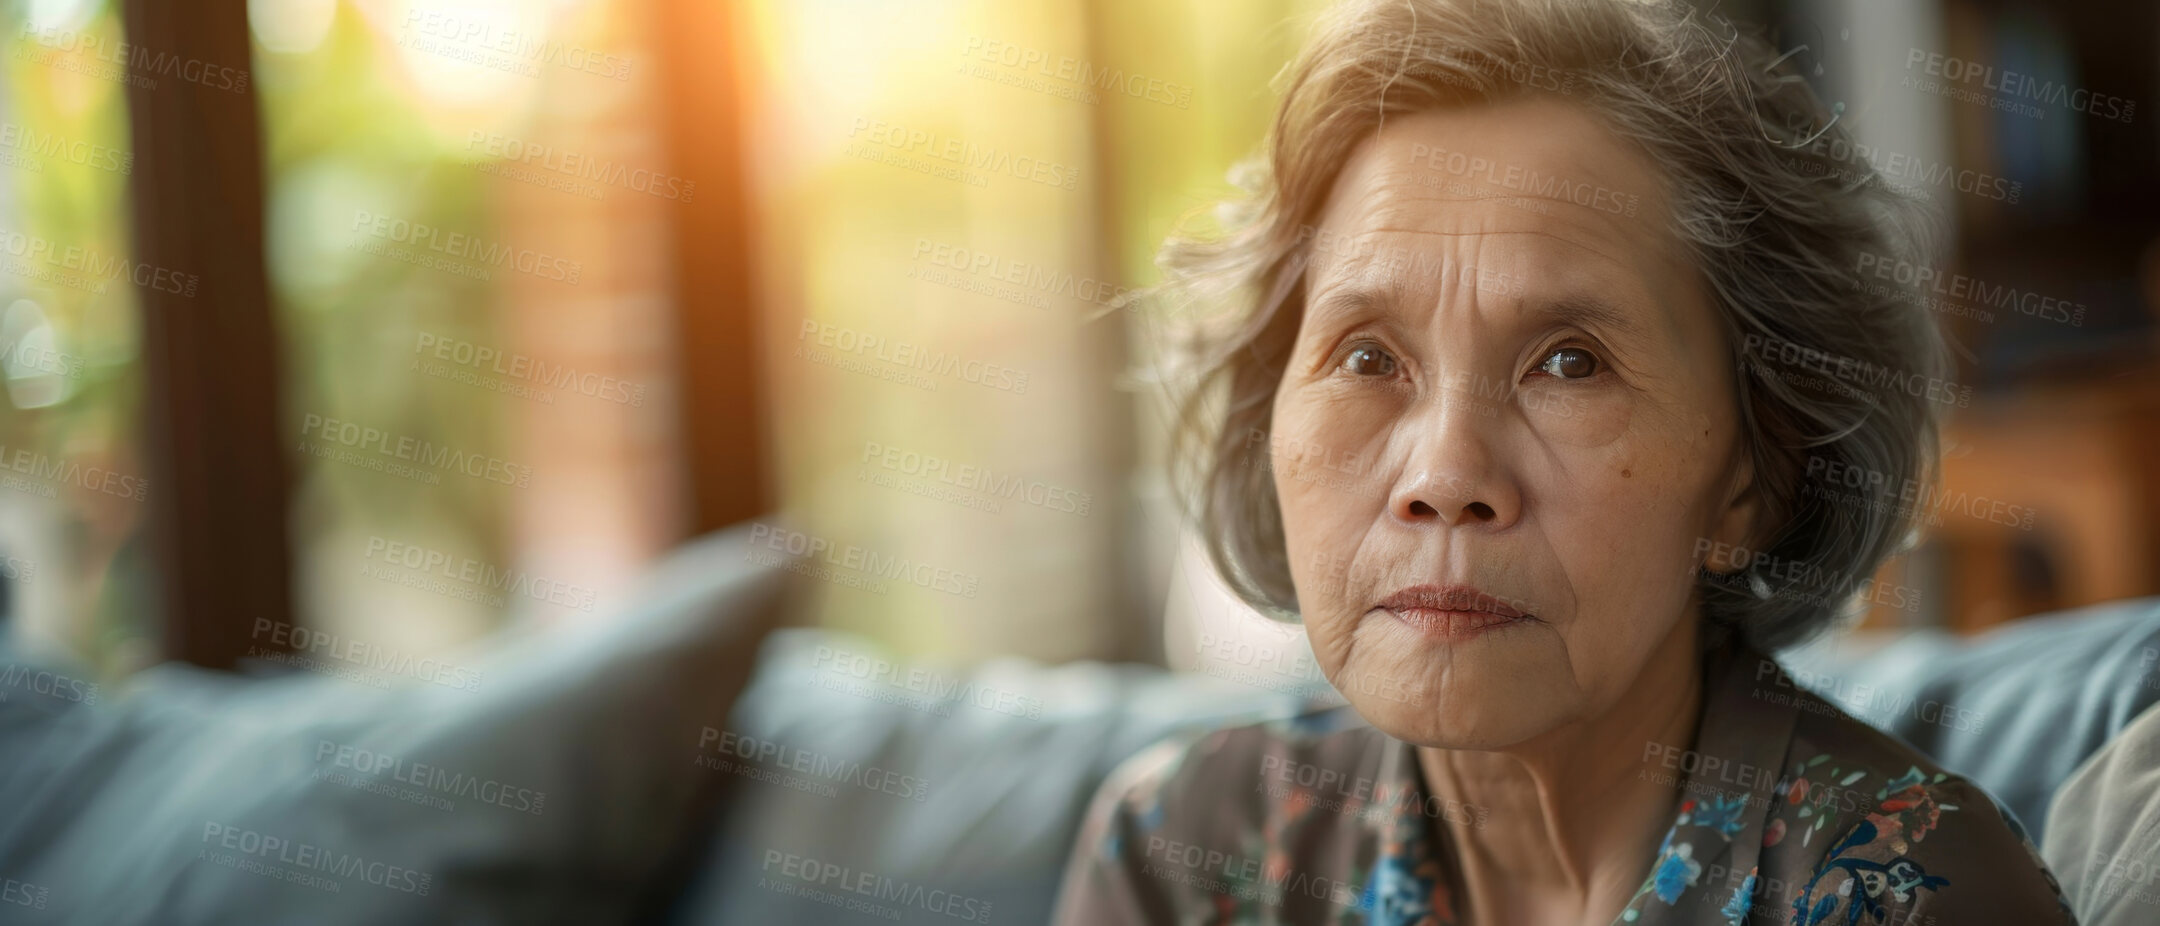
[1385,607,1526,639]
[1375,584,1532,640]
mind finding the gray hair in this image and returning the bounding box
[1160,0,1950,652]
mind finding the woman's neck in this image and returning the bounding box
[1415,616,1707,926]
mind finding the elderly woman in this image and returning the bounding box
[1053,1,2076,924]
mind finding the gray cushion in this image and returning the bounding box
[0,522,795,925]
[664,628,1309,926]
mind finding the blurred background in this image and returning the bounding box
[0,0,2155,690]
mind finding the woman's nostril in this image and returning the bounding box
[1466,501,1495,521]
[1408,500,1438,518]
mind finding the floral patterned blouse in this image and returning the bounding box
[1052,638,2077,925]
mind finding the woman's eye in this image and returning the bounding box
[1537,347,1599,380]
[1338,343,1398,377]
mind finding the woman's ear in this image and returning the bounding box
[1703,450,1762,575]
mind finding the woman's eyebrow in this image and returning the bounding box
[1304,284,1395,327]
[1532,293,1646,342]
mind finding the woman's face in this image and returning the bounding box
[1273,99,1760,749]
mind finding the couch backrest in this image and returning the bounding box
[682,598,2160,924]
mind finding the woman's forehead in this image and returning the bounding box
[1305,102,1700,331]
[1328,100,1670,213]
[1310,100,1681,272]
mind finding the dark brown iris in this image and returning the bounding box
[1342,345,1396,376]
[1542,347,1597,379]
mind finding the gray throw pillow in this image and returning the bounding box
[0,520,798,925]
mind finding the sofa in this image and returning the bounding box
[1,522,2155,925]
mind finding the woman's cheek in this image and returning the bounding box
[1298,576,1360,673]
[1271,386,1390,631]
[1518,380,1630,447]
[1537,427,1712,634]
[1271,388,1393,502]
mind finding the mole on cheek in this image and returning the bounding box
[1622,468,1632,479]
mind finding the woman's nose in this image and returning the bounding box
[1385,390,1522,529]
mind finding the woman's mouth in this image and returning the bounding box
[1375,584,1533,640]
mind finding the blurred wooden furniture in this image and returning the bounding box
[1907,368,2160,633]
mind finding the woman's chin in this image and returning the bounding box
[1333,630,1580,750]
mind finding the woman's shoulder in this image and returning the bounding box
[1753,680,2077,925]
[1051,705,1403,925]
